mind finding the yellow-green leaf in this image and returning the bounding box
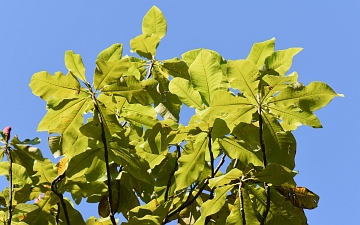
[97,43,123,61]
[65,50,87,82]
[169,77,204,110]
[130,33,160,59]
[142,6,167,39]
[247,38,275,68]
[264,48,302,76]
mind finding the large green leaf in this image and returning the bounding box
[130,33,160,59]
[218,137,262,167]
[30,71,81,101]
[142,6,167,39]
[209,168,243,189]
[161,57,190,79]
[169,77,204,110]
[227,59,260,105]
[97,43,123,61]
[264,48,302,76]
[94,57,130,90]
[20,194,57,225]
[65,50,87,82]
[262,113,296,170]
[66,148,102,180]
[102,76,158,105]
[268,105,322,128]
[194,185,233,225]
[33,159,58,185]
[247,38,275,68]
[253,163,297,185]
[175,132,207,191]
[188,50,223,106]
[269,81,344,112]
[198,90,255,130]
[38,97,91,157]
[226,190,259,225]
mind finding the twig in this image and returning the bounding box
[146,59,155,79]
[5,146,13,225]
[257,93,270,225]
[91,92,117,225]
[165,145,181,202]
[205,130,215,224]
[51,173,70,225]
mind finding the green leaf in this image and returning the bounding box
[94,57,130,90]
[169,77,204,110]
[97,43,123,61]
[10,135,41,145]
[33,159,58,184]
[269,81,344,112]
[65,50,87,82]
[0,161,9,176]
[39,97,91,157]
[247,38,275,68]
[268,105,322,128]
[161,57,190,79]
[262,113,296,170]
[11,144,45,176]
[175,132,207,191]
[66,148,102,180]
[261,72,298,104]
[130,33,160,59]
[227,59,259,105]
[194,185,233,225]
[264,48,302,76]
[209,168,243,189]
[102,76,158,106]
[142,6,167,39]
[10,163,32,187]
[253,163,297,185]
[59,199,86,225]
[199,91,255,131]
[21,193,57,225]
[30,71,81,101]
[218,137,262,167]
[154,93,181,122]
[189,50,223,106]
[226,191,259,225]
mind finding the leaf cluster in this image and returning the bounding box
[0,5,342,225]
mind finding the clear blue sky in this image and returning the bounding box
[1,1,359,224]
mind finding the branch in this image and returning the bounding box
[146,59,155,79]
[205,131,215,224]
[239,180,246,225]
[165,145,181,202]
[257,93,270,225]
[51,173,70,225]
[5,146,13,225]
[91,92,117,225]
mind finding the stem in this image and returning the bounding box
[205,131,215,224]
[164,145,181,202]
[5,146,12,225]
[239,181,246,225]
[51,173,70,225]
[92,92,117,225]
[257,93,270,225]
[146,59,155,79]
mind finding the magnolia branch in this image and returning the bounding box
[164,145,181,202]
[51,173,70,225]
[258,93,270,225]
[5,146,13,225]
[91,90,117,225]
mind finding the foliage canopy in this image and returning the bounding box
[0,6,342,225]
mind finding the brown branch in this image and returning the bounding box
[51,172,70,225]
[257,93,270,225]
[91,92,117,225]
[239,181,246,225]
[205,130,215,224]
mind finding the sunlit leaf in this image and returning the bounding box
[142,6,167,39]
[209,168,243,189]
[33,159,58,185]
[65,50,87,82]
[264,48,302,76]
[269,81,344,112]
[161,57,190,79]
[276,186,319,209]
[227,59,259,105]
[253,163,298,185]
[169,77,204,110]
[130,33,160,59]
[189,50,223,106]
[97,43,123,61]
[247,38,275,68]
[94,57,130,90]
[102,76,158,106]
[175,132,207,191]
[30,71,81,101]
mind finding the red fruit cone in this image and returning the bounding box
[3,126,11,142]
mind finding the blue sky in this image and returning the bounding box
[1,1,359,224]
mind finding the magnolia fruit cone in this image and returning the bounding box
[3,126,11,142]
